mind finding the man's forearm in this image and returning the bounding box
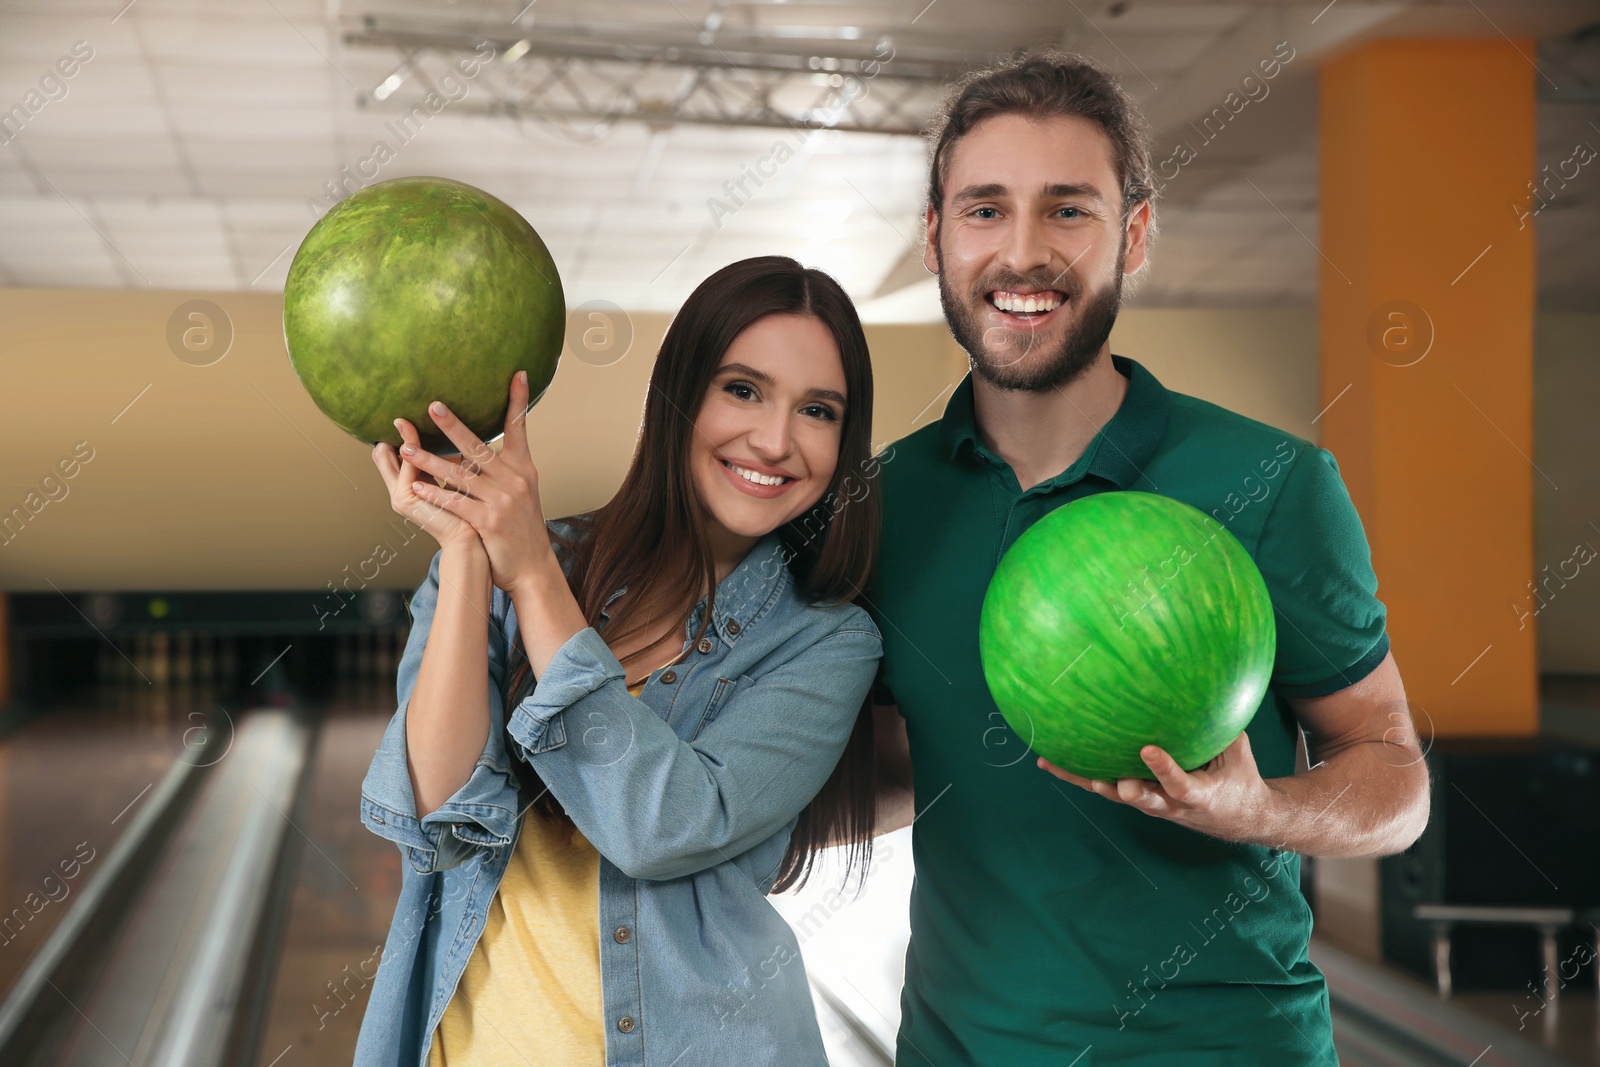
[1253,744,1430,858]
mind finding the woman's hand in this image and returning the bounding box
[394,370,558,595]
[372,426,480,554]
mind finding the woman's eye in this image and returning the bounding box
[803,404,839,422]
[726,381,756,401]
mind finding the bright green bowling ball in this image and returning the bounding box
[979,491,1276,781]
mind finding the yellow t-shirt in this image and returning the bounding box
[429,672,671,1065]
[428,677,654,1065]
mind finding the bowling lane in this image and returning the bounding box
[250,671,408,1062]
[0,591,412,1056]
[0,695,198,1003]
[0,611,314,1008]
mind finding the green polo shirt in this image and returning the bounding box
[868,355,1388,1066]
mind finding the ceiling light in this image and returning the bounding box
[373,60,413,101]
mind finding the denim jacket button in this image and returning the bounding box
[617,1015,636,1033]
[660,670,677,684]
[726,619,741,634]
[614,926,631,944]
[697,637,714,654]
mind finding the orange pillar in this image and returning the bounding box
[1319,39,1538,736]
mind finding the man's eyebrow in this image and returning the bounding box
[1043,182,1106,203]
[717,362,847,406]
[950,182,1007,206]
[949,181,1107,206]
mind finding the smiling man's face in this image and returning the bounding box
[924,111,1149,392]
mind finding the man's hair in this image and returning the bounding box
[924,50,1159,266]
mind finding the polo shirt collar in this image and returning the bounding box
[937,354,1170,491]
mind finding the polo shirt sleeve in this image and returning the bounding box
[1255,442,1390,699]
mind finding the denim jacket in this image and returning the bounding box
[353,518,883,1067]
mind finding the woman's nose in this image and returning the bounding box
[744,411,794,460]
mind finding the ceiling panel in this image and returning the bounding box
[0,0,1591,315]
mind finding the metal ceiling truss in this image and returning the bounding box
[344,19,984,139]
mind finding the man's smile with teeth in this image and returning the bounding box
[988,290,1067,315]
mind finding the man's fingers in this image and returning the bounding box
[1037,757,1094,789]
[1233,730,1255,763]
[1037,759,1124,802]
[1142,745,1198,801]
[1090,779,1123,802]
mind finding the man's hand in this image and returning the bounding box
[1039,731,1280,844]
[1038,651,1430,859]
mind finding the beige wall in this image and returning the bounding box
[2,288,1593,675]
[0,289,961,594]
[1108,308,1320,442]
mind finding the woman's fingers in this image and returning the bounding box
[390,420,414,474]
[501,370,531,461]
[426,399,497,478]
[371,442,396,494]
[392,423,429,489]
[398,415,481,498]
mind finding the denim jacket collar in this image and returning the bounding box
[595,530,790,647]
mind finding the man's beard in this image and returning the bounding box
[937,235,1125,393]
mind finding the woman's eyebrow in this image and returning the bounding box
[718,362,846,406]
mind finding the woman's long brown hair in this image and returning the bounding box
[499,255,881,894]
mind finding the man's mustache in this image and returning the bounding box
[972,273,1082,301]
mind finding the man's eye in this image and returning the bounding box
[973,207,999,219]
[1058,206,1082,218]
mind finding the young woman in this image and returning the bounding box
[354,256,885,1067]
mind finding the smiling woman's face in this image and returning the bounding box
[689,312,848,544]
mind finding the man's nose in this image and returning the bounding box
[997,212,1054,277]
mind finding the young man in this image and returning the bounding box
[868,52,1430,1064]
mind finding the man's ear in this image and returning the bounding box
[1122,198,1151,276]
[922,204,940,275]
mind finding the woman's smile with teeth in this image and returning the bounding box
[989,290,1065,314]
[721,459,791,486]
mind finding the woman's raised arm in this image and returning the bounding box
[403,538,494,817]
